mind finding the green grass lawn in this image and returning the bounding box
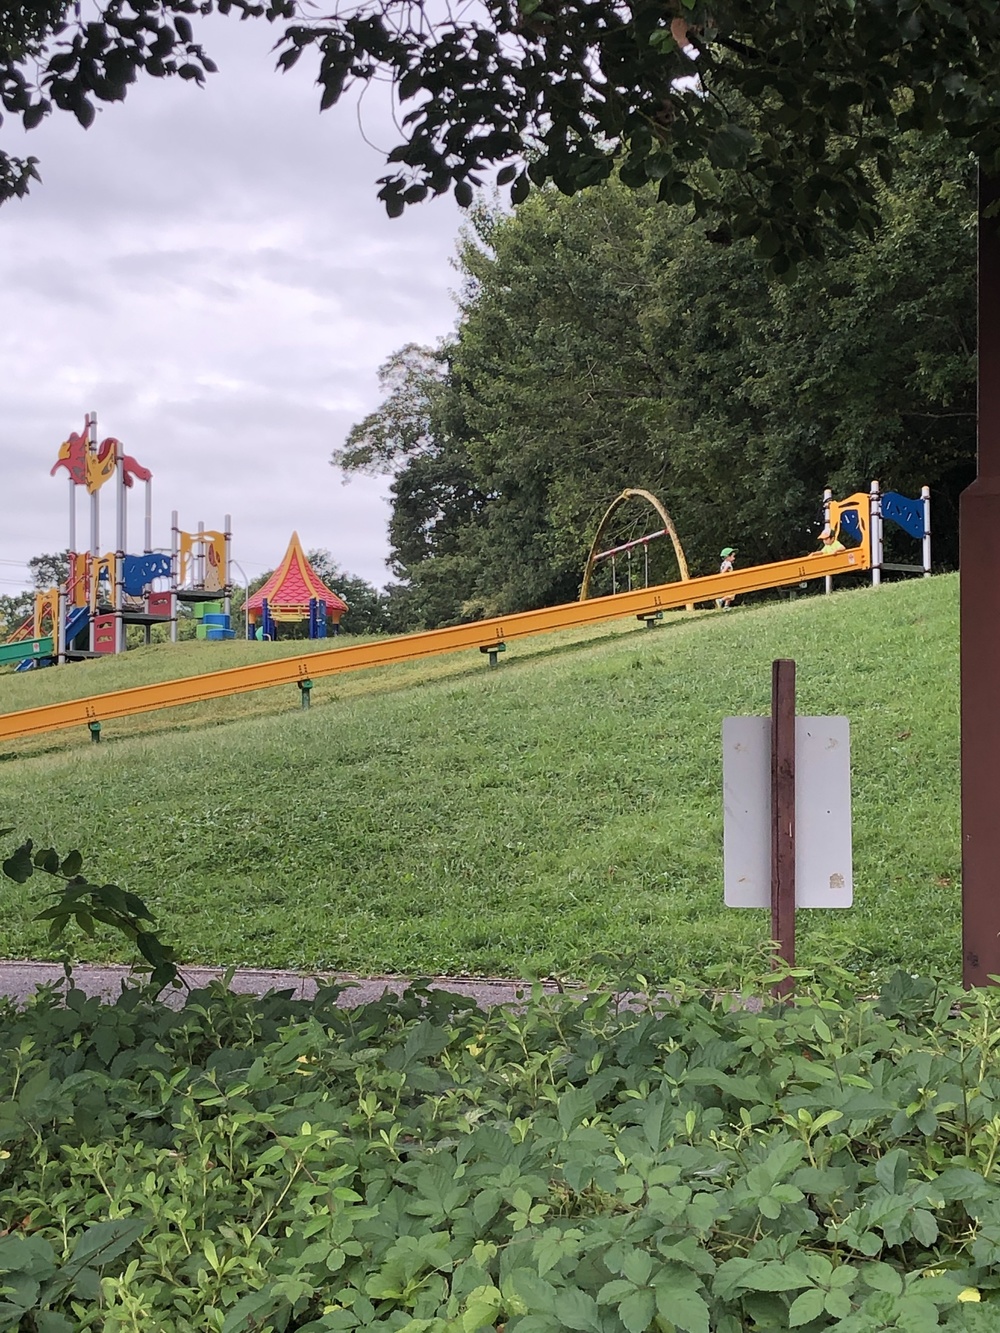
[0,575,959,981]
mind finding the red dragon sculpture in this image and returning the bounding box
[51,425,152,492]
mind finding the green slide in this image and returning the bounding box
[0,636,54,668]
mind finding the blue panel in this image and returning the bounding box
[839,508,862,543]
[122,553,172,596]
[309,598,327,639]
[881,492,925,540]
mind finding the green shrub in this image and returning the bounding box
[1,966,999,1330]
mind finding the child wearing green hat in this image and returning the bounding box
[717,546,737,609]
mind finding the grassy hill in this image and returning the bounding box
[0,575,959,981]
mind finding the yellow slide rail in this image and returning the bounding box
[0,546,868,744]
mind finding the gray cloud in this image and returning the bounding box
[0,15,462,594]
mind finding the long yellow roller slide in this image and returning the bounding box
[0,546,867,744]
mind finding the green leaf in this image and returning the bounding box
[34,847,59,873]
[510,1271,559,1317]
[2,842,34,883]
[221,1285,287,1333]
[621,1250,654,1288]
[557,1085,595,1133]
[66,1218,148,1271]
[860,1263,905,1297]
[657,1287,709,1333]
[597,1280,635,1305]
[35,1314,74,1333]
[553,1287,601,1332]
[910,1209,938,1246]
[788,1288,826,1326]
[59,850,83,877]
[462,1284,502,1332]
[740,1262,809,1293]
[619,1288,655,1333]
[640,1096,666,1153]
[875,1148,909,1195]
[824,1288,853,1319]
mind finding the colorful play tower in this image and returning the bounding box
[16,413,233,665]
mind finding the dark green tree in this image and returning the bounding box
[0,550,71,640]
[304,550,389,636]
[0,592,32,637]
[28,549,69,590]
[338,144,973,623]
[335,345,489,627]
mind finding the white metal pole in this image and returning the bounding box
[114,435,125,654]
[823,486,833,596]
[223,514,232,624]
[57,584,66,665]
[170,509,180,643]
[67,477,76,563]
[231,559,251,640]
[870,480,882,587]
[145,478,152,553]
[88,411,99,650]
[921,485,932,577]
[197,520,205,589]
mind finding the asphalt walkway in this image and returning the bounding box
[0,961,567,1009]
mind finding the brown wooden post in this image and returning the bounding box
[961,170,1000,987]
[771,658,796,995]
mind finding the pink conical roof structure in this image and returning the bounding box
[246,533,348,620]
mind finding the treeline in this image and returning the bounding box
[337,133,975,629]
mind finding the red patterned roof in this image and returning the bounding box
[246,533,348,617]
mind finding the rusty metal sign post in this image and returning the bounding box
[723,659,853,996]
[770,659,797,996]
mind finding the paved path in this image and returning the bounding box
[0,961,569,1010]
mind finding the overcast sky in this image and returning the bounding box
[0,16,465,599]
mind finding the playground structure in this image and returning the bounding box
[1,415,233,669]
[0,492,877,744]
[579,482,932,605]
[245,533,348,641]
[824,482,932,590]
[580,488,691,601]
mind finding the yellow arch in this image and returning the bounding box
[580,488,691,602]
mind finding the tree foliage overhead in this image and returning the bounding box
[2,0,998,266]
[286,0,997,267]
[336,137,975,628]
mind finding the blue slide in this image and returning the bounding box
[12,606,90,671]
[65,605,90,648]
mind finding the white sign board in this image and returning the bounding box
[723,716,852,908]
